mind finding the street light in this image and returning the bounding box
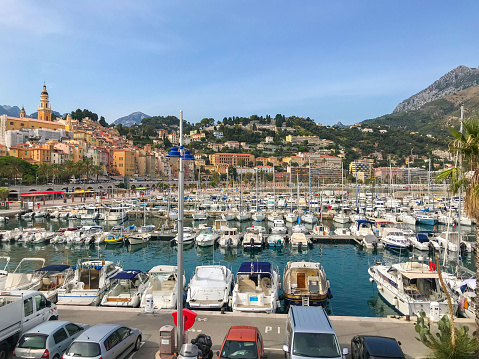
[167,110,193,350]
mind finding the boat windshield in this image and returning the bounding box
[293,333,340,358]
[221,340,258,359]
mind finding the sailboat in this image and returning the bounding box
[300,159,318,224]
[236,172,251,221]
[193,169,209,221]
[284,174,298,223]
[251,169,266,221]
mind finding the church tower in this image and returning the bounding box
[65,113,73,132]
[38,84,52,121]
[20,106,26,118]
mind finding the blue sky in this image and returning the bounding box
[0,1,477,125]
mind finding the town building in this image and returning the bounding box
[209,153,255,167]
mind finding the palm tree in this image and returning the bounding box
[436,118,479,340]
[64,160,77,180]
[37,163,51,183]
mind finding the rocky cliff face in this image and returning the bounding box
[393,65,479,113]
[113,111,150,127]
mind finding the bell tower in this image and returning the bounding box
[38,84,52,121]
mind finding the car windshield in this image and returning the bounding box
[17,334,47,349]
[221,340,258,359]
[293,333,340,358]
[65,342,101,357]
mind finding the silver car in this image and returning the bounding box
[14,321,90,359]
[63,324,142,359]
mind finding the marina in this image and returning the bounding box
[0,190,476,319]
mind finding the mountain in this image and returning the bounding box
[113,112,150,127]
[332,121,346,128]
[364,84,479,136]
[394,65,479,113]
[0,105,21,117]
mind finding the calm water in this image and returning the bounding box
[0,216,475,317]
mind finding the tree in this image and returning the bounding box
[99,116,108,127]
[143,125,156,137]
[435,118,479,340]
[0,187,8,200]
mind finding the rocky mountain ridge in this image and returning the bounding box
[394,65,479,113]
[113,111,150,126]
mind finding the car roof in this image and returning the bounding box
[225,326,258,342]
[290,307,335,334]
[24,321,71,334]
[362,336,403,357]
[75,324,121,341]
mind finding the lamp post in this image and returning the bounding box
[167,110,193,350]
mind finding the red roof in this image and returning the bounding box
[21,191,64,196]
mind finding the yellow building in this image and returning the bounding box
[2,84,65,132]
[112,149,135,177]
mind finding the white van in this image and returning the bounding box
[283,307,347,359]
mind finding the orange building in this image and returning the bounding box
[112,149,135,176]
[209,153,255,166]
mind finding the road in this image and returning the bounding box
[51,306,455,359]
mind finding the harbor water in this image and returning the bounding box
[0,216,476,317]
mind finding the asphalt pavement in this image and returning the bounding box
[53,306,474,359]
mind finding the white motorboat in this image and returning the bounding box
[448,277,476,319]
[333,212,349,224]
[243,227,263,249]
[0,257,46,291]
[174,227,196,244]
[232,262,280,313]
[333,228,351,236]
[169,209,179,220]
[266,234,284,248]
[432,231,459,252]
[397,212,415,224]
[290,233,310,250]
[186,265,233,309]
[127,232,151,245]
[140,265,185,309]
[222,211,237,221]
[271,219,287,234]
[369,258,457,319]
[251,211,266,222]
[36,264,75,301]
[300,212,318,224]
[291,223,307,234]
[282,261,331,307]
[408,234,439,251]
[415,213,436,226]
[195,228,219,247]
[57,259,122,306]
[236,210,251,222]
[380,228,410,251]
[101,270,149,307]
[219,227,241,248]
[284,212,298,223]
[350,220,375,237]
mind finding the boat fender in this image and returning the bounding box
[459,297,465,311]
[428,262,436,271]
[369,278,374,283]
[464,298,469,310]
[394,297,399,307]
[377,285,383,291]
[327,288,333,299]
[250,237,254,247]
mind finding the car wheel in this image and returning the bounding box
[0,343,8,359]
[53,355,60,359]
[134,336,142,351]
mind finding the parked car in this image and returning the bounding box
[351,335,404,359]
[13,321,89,359]
[62,324,142,359]
[217,326,265,359]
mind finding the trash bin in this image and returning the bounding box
[144,294,154,313]
[159,325,176,354]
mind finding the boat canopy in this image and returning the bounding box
[238,262,272,276]
[458,278,476,291]
[112,270,142,280]
[416,234,429,243]
[36,264,70,272]
[400,271,440,279]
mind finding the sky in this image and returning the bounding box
[0,1,478,125]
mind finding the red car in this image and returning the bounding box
[218,326,266,359]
